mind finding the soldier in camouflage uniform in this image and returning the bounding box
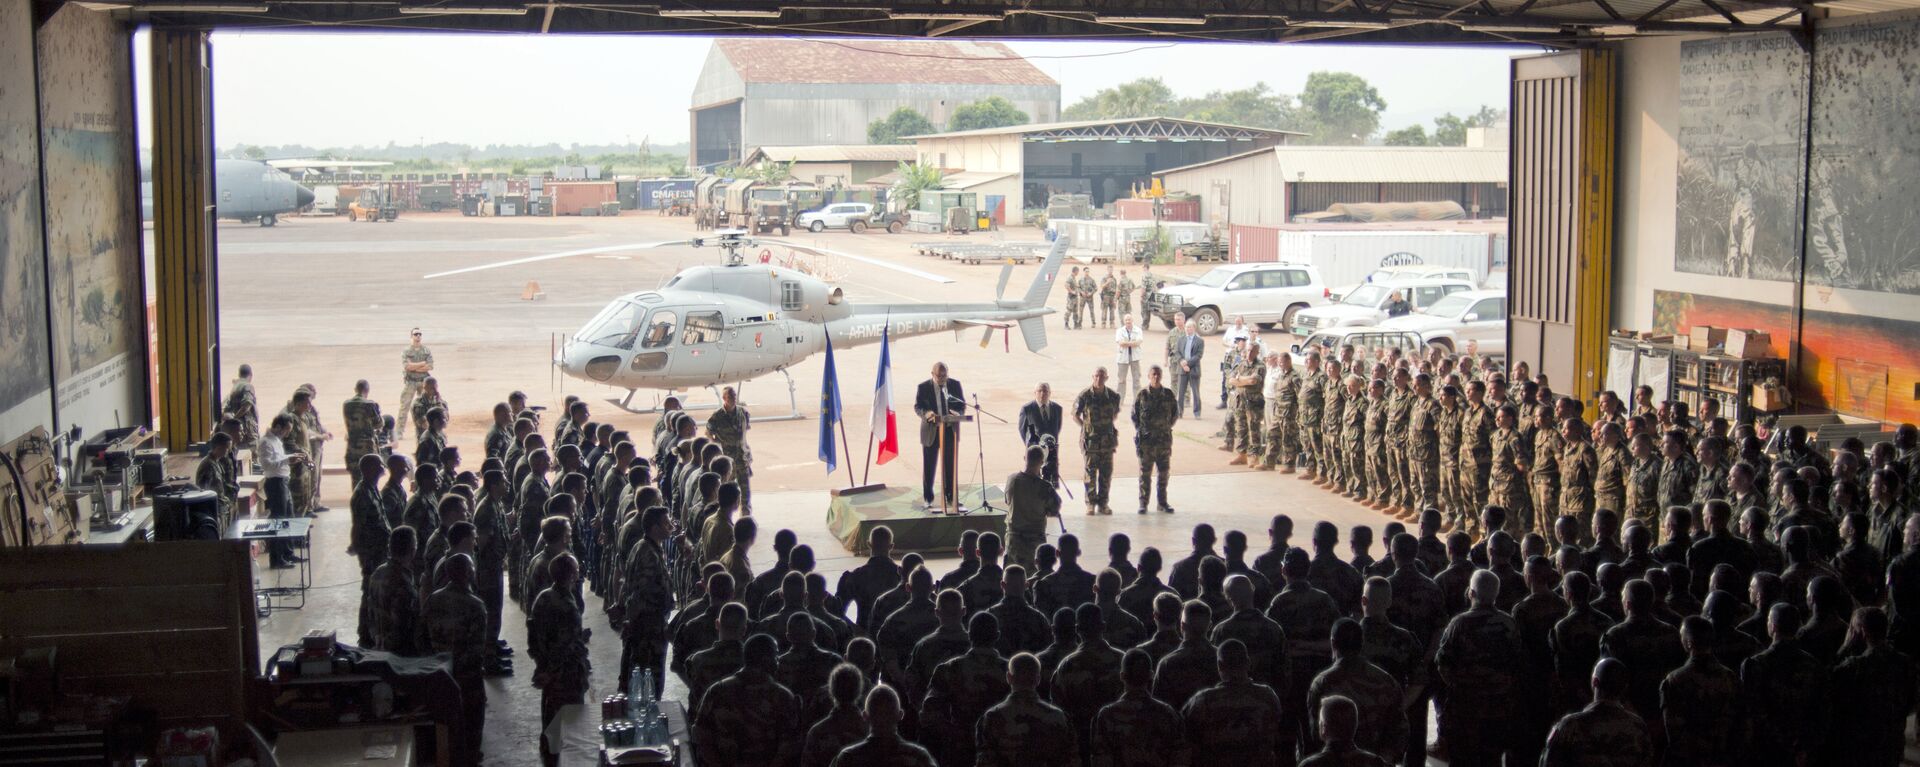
[530,553,591,767]
[1341,376,1369,500]
[410,376,448,443]
[1099,267,1119,328]
[1300,695,1391,767]
[1229,343,1266,465]
[1091,648,1191,767]
[1307,619,1407,763]
[1260,352,1300,472]
[976,653,1076,767]
[415,407,449,478]
[343,380,383,485]
[1218,339,1246,452]
[1133,366,1180,514]
[1183,638,1288,767]
[1460,381,1495,528]
[707,386,754,512]
[622,507,675,693]
[1657,429,1700,514]
[1625,433,1663,526]
[1593,421,1629,517]
[1074,368,1124,515]
[1319,362,1348,491]
[693,633,801,767]
[1051,603,1124,763]
[1065,267,1083,329]
[1489,405,1533,534]
[398,329,433,440]
[425,553,490,764]
[1364,377,1391,508]
[921,612,1010,767]
[1386,369,1416,514]
[1558,419,1598,542]
[1660,616,1742,767]
[1076,270,1099,331]
[473,470,512,672]
[484,402,515,462]
[1407,376,1442,515]
[1298,354,1326,481]
[1118,270,1137,327]
[1540,658,1653,767]
[1435,570,1525,767]
[368,525,424,655]
[350,455,391,648]
[282,389,320,515]
[831,685,939,767]
[1527,407,1562,538]
[223,364,260,455]
[1138,264,1159,324]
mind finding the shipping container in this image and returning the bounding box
[548,181,619,216]
[1114,198,1201,222]
[638,178,697,210]
[616,180,639,210]
[1230,225,1502,288]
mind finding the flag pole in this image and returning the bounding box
[861,434,875,487]
[839,419,857,488]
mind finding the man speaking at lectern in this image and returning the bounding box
[914,362,966,511]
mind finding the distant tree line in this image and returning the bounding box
[1382,105,1508,147]
[1057,74,1502,147]
[221,141,690,176]
[867,96,1031,144]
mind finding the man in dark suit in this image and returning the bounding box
[1018,382,1064,485]
[914,362,966,510]
[1172,318,1205,418]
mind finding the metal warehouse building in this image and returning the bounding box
[909,117,1301,217]
[688,39,1060,170]
[1157,145,1510,227]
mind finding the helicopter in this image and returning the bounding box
[424,230,1068,418]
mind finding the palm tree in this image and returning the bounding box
[891,162,945,211]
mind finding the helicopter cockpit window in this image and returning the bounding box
[682,311,723,345]
[583,302,646,351]
[641,310,678,349]
[781,281,803,311]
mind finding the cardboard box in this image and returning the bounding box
[1689,324,1726,351]
[1725,328,1775,359]
[1674,334,1692,350]
[1752,382,1788,411]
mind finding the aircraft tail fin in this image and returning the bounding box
[1018,316,1049,353]
[1020,236,1069,309]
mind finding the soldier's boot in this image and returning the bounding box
[1229,453,1248,466]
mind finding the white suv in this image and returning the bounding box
[1374,289,1509,355]
[1329,264,1479,302]
[1148,262,1329,335]
[1289,278,1475,337]
[797,203,874,233]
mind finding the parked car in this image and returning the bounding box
[1291,327,1428,357]
[1147,262,1329,335]
[1374,289,1509,356]
[1328,264,1480,302]
[798,202,876,233]
[1288,278,1474,337]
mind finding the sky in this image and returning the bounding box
[134,31,1531,150]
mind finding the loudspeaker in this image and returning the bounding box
[153,486,220,542]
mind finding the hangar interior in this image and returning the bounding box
[2,0,1918,762]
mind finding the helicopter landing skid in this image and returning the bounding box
[605,390,718,416]
[723,368,806,422]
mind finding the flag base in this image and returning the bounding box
[832,483,888,497]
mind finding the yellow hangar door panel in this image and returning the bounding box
[1508,49,1616,417]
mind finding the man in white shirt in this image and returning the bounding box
[1113,314,1144,400]
[1219,316,1250,409]
[258,414,309,568]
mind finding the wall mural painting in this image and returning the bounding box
[1807,16,1920,294]
[1652,290,1918,425]
[1673,34,1808,283]
[36,5,141,390]
[0,0,53,418]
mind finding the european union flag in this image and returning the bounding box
[819,335,844,472]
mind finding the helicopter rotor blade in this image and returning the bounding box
[421,240,691,280]
[756,239,954,284]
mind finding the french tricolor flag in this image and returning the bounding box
[870,323,899,464]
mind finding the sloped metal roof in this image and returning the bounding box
[1160,146,1509,184]
[910,117,1304,141]
[713,39,1056,86]
[743,145,919,163]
